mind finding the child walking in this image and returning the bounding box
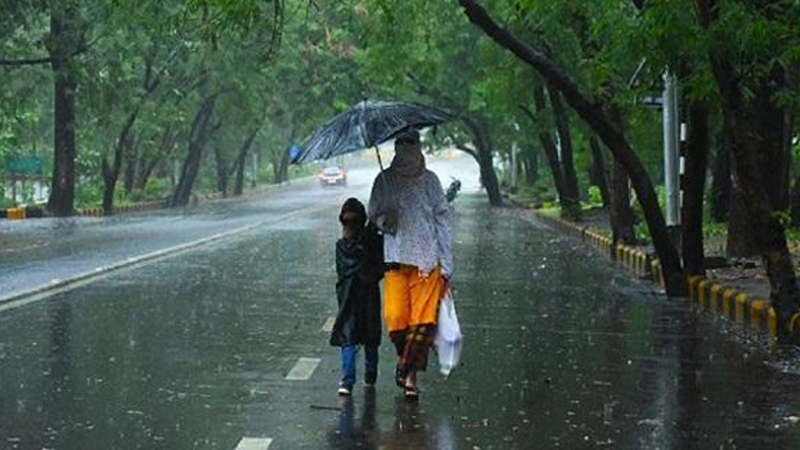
[330,198,384,396]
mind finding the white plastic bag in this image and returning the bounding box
[436,288,462,376]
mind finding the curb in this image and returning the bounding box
[507,195,792,347]
[76,200,167,218]
[3,208,27,220]
[687,276,779,340]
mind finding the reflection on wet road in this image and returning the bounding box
[2,157,800,449]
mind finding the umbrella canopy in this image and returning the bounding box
[293,100,453,164]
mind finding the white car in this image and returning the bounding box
[318,165,347,186]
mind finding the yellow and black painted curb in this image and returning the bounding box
[524,206,792,345]
[3,208,27,220]
[686,276,784,341]
[1,201,168,219]
[0,208,46,220]
[77,200,168,218]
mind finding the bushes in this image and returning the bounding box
[75,182,103,208]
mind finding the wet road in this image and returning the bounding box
[0,176,331,300]
[3,156,800,449]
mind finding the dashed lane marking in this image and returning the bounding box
[234,437,272,450]
[285,357,321,381]
[322,316,335,332]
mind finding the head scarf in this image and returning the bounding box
[340,197,367,241]
[339,197,367,224]
[390,129,425,179]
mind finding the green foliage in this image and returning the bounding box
[587,186,603,207]
[703,220,728,238]
[75,182,103,208]
[2,0,798,220]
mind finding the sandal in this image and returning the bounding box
[404,385,419,401]
[395,365,407,388]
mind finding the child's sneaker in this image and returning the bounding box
[337,383,352,396]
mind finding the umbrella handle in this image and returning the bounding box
[375,146,385,172]
[375,145,390,202]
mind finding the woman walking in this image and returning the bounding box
[368,128,453,400]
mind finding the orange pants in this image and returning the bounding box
[384,265,443,332]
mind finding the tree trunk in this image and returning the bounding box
[172,141,204,207]
[607,107,636,247]
[547,81,581,220]
[102,112,137,215]
[134,154,151,191]
[232,127,259,196]
[710,130,731,222]
[477,144,501,205]
[234,158,247,196]
[726,182,756,257]
[136,157,160,192]
[523,146,538,186]
[458,0,684,295]
[681,100,710,276]
[589,137,610,209]
[701,2,800,331]
[277,150,290,183]
[526,92,567,203]
[791,175,800,227]
[123,132,138,194]
[724,67,792,257]
[610,159,636,246]
[271,155,280,184]
[137,126,178,191]
[213,146,228,197]
[460,115,502,205]
[172,95,219,207]
[47,3,79,216]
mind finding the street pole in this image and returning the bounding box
[663,73,680,225]
[173,160,180,187]
[511,142,518,189]
[252,153,258,188]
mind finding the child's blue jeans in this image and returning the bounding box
[341,345,379,388]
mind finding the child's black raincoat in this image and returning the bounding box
[330,223,383,347]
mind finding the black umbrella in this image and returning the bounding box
[293,100,453,169]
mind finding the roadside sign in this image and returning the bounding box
[6,157,44,174]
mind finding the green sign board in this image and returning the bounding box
[6,157,44,174]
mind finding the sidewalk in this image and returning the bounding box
[550,205,771,299]
[503,191,799,346]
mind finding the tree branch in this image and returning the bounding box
[455,144,478,159]
[517,104,535,121]
[457,0,684,294]
[404,71,464,114]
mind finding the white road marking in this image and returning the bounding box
[322,316,335,332]
[285,357,321,381]
[234,437,272,450]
